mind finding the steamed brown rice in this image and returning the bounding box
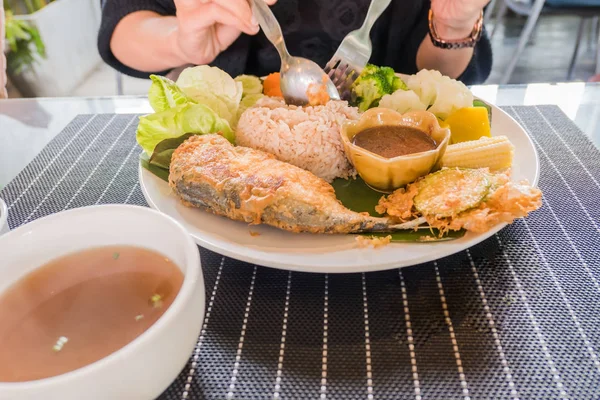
[236,97,359,182]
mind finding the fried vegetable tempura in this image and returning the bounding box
[376,168,542,234]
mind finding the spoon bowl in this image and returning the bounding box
[252,0,340,106]
[280,57,340,106]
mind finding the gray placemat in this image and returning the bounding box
[2,105,600,399]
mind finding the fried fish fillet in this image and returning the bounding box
[169,134,392,234]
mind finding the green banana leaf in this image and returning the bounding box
[331,177,382,217]
[140,153,169,182]
[359,230,465,243]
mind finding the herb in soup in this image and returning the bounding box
[0,246,183,383]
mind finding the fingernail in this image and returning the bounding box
[251,15,258,26]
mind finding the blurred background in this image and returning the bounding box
[3,0,600,99]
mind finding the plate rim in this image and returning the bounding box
[138,102,540,273]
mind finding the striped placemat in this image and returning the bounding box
[1,105,600,399]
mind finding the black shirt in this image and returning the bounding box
[98,0,492,85]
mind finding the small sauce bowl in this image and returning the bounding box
[341,108,451,193]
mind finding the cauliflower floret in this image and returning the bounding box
[379,89,428,114]
[405,69,474,120]
[407,69,443,106]
[426,78,473,119]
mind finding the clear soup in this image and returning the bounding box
[0,246,184,382]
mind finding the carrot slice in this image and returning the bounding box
[263,72,283,97]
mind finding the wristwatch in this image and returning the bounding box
[428,9,484,49]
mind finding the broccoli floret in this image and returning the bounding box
[378,66,395,81]
[359,64,380,76]
[391,76,408,91]
[351,64,406,111]
[376,66,407,92]
[352,74,391,112]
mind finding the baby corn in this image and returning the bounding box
[441,135,514,170]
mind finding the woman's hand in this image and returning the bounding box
[416,0,490,79]
[173,0,277,65]
[109,0,277,73]
[429,0,489,40]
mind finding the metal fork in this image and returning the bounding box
[324,0,392,100]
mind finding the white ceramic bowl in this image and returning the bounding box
[0,205,204,400]
[0,199,8,236]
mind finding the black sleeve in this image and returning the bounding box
[456,28,493,85]
[97,0,175,79]
[400,3,493,85]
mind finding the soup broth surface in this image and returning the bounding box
[0,246,184,382]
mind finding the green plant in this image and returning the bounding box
[4,10,46,74]
[4,0,52,15]
[4,0,55,74]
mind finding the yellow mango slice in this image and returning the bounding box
[444,107,491,144]
[437,118,449,129]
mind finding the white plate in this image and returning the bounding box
[139,103,539,273]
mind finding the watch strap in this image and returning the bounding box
[428,10,484,49]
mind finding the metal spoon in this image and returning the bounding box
[251,0,340,106]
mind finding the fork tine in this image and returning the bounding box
[335,63,349,78]
[343,69,359,88]
[325,67,337,81]
[334,67,360,101]
[341,67,355,84]
[331,63,350,88]
[335,67,353,87]
[347,69,360,81]
[324,49,364,101]
[324,58,339,70]
[323,58,340,76]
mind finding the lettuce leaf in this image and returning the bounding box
[148,75,193,113]
[138,66,244,174]
[236,93,265,120]
[234,75,263,96]
[176,65,243,119]
[185,91,236,126]
[136,103,234,159]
